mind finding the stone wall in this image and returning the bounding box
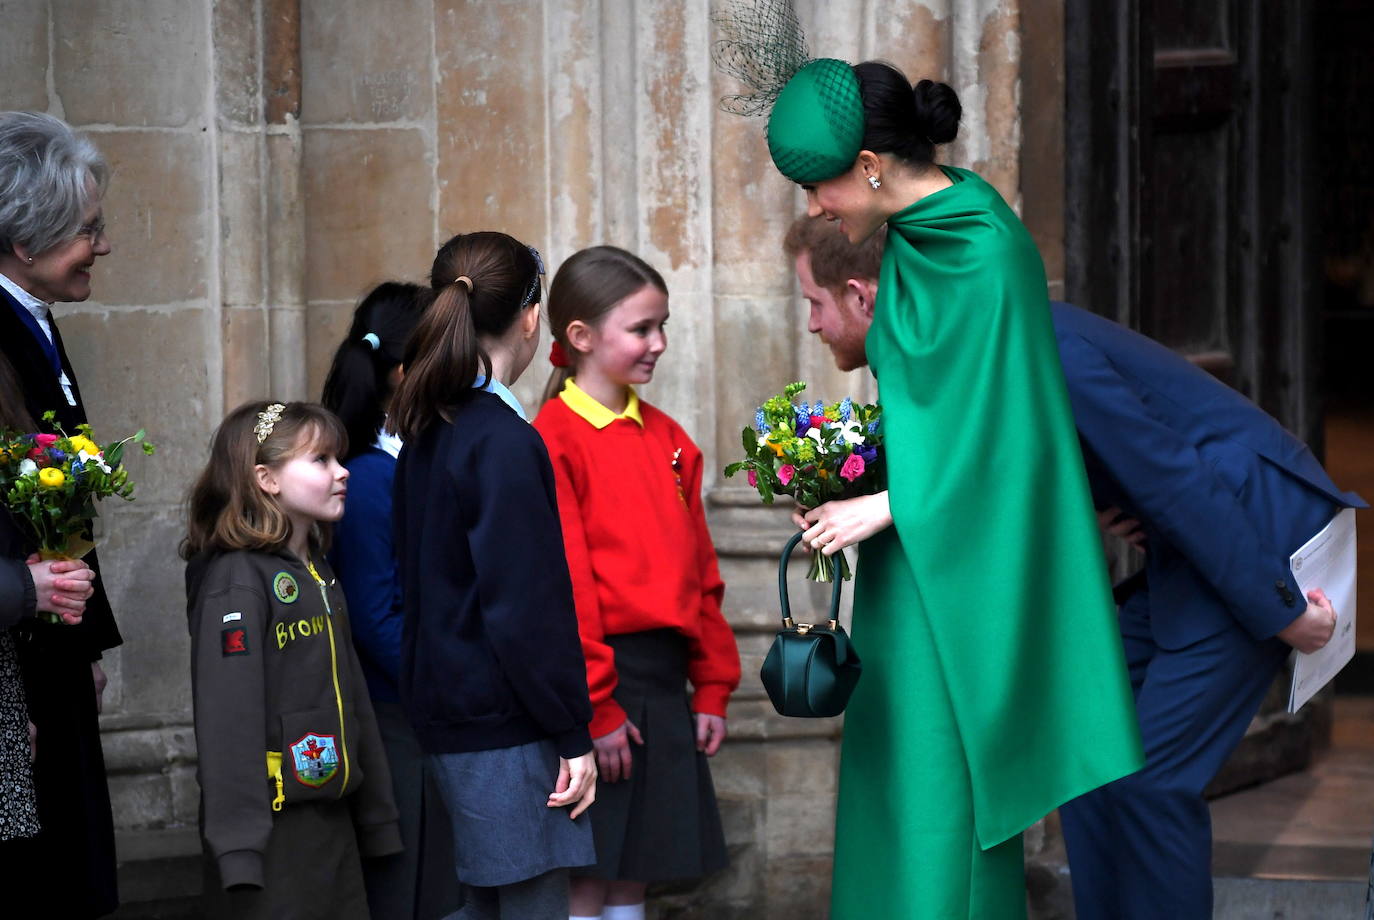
[1,1,1045,915]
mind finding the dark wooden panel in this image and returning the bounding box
[1153,52,1237,131]
[1153,0,1229,52]
[1145,126,1232,352]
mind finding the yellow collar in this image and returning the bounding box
[560,379,643,429]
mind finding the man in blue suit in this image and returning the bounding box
[1048,301,1362,920]
[783,215,1364,920]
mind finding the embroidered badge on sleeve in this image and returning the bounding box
[221,627,249,657]
[290,733,340,787]
[272,571,300,604]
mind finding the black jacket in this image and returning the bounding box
[0,285,120,656]
[186,548,402,889]
[394,390,593,759]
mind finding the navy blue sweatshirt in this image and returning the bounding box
[330,448,404,703]
[393,390,593,759]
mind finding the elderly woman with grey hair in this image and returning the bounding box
[0,111,121,917]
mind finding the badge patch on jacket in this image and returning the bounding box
[273,572,300,604]
[289,733,339,787]
[221,627,249,657]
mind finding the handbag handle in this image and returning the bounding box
[778,530,844,632]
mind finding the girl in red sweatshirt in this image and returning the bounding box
[532,246,741,920]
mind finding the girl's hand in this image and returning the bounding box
[792,491,893,554]
[548,751,598,819]
[26,554,94,625]
[694,713,726,756]
[593,717,644,783]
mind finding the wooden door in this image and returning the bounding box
[1064,0,1318,444]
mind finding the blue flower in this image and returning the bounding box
[839,397,852,421]
[858,445,878,465]
[867,419,881,435]
[48,448,66,462]
[755,409,768,434]
[794,404,810,432]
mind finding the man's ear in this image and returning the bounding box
[254,463,279,496]
[845,278,878,320]
[565,318,595,355]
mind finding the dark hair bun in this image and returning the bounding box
[913,79,961,145]
[853,61,961,167]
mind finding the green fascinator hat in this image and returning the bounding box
[766,58,865,184]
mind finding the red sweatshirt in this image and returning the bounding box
[533,381,740,738]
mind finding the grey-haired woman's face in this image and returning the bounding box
[16,200,110,304]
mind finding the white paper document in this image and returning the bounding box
[1287,508,1358,713]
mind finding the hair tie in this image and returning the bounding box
[255,403,286,444]
[549,341,571,368]
[454,275,473,292]
[361,332,381,351]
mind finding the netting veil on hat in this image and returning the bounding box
[712,0,865,184]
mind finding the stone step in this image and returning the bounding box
[1214,877,1366,919]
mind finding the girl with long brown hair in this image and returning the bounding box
[181,400,401,918]
[389,231,597,920]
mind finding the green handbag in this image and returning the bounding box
[760,531,863,718]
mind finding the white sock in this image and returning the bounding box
[569,915,602,920]
[603,905,646,920]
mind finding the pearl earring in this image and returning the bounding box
[868,175,881,190]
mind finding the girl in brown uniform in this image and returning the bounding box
[182,401,402,919]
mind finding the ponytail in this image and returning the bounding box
[540,363,574,405]
[388,282,490,440]
[321,281,423,458]
[388,232,542,440]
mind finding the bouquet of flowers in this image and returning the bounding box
[0,412,155,623]
[724,381,884,582]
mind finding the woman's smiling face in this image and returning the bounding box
[802,159,887,245]
[18,199,111,304]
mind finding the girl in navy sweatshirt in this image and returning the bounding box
[389,231,597,920]
[322,281,459,919]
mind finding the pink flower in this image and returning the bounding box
[778,464,796,486]
[747,469,758,488]
[839,453,866,482]
[34,434,57,449]
[809,414,829,431]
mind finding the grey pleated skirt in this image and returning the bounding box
[576,629,729,882]
[428,738,595,888]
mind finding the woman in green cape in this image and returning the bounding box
[768,60,1145,918]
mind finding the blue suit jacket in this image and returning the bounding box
[1051,302,1366,649]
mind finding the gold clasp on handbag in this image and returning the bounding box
[784,617,838,635]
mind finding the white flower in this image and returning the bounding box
[838,420,866,445]
[79,449,111,474]
[18,458,37,476]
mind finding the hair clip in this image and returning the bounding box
[362,332,381,351]
[255,403,286,444]
[454,275,473,292]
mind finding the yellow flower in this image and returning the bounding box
[766,438,786,458]
[818,469,829,479]
[38,468,65,488]
[68,435,99,456]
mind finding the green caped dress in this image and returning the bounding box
[830,167,1144,919]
